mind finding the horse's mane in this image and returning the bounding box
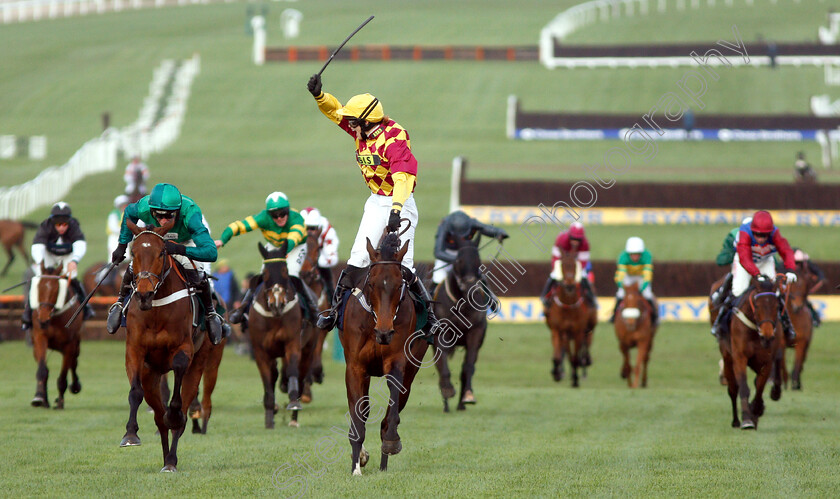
[755,277,776,293]
[379,232,401,261]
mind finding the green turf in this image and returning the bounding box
[1,322,839,496]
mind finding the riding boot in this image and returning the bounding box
[647,298,659,326]
[290,275,319,322]
[192,273,224,345]
[581,278,597,308]
[70,278,95,320]
[106,268,133,334]
[711,294,733,338]
[609,296,621,323]
[402,268,438,343]
[316,265,364,330]
[318,266,335,297]
[711,272,733,307]
[780,308,796,342]
[806,299,821,327]
[230,273,262,324]
[540,277,555,309]
[21,298,32,331]
[212,291,232,342]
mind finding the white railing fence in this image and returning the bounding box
[0,0,238,25]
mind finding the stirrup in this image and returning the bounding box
[106,302,124,334]
[229,305,248,324]
[206,312,224,345]
[316,309,338,330]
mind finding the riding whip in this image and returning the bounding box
[2,279,30,293]
[66,261,117,327]
[317,15,375,76]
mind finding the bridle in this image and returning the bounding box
[131,230,172,296]
[259,257,297,315]
[36,273,70,314]
[746,289,780,331]
[361,260,407,323]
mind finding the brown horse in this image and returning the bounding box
[545,253,596,387]
[718,275,784,430]
[298,227,330,403]
[0,219,37,276]
[614,282,656,388]
[119,220,215,472]
[341,233,428,475]
[781,267,816,391]
[433,237,490,411]
[30,262,83,409]
[248,244,316,428]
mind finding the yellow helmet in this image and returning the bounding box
[336,93,384,123]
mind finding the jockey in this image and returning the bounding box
[611,236,658,325]
[299,207,340,294]
[106,183,228,345]
[215,192,318,324]
[107,194,130,261]
[710,217,752,308]
[123,156,150,196]
[22,202,94,330]
[777,248,826,327]
[711,210,797,339]
[307,73,437,337]
[540,222,596,309]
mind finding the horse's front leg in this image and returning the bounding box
[619,342,632,385]
[434,344,454,412]
[31,332,50,408]
[733,354,754,429]
[254,350,278,429]
[792,337,810,390]
[284,347,302,411]
[54,345,73,409]
[164,350,190,432]
[549,327,564,382]
[140,367,170,469]
[458,332,481,410]
[568,332,580,388]
[68,338,81,395]
[121,346,145,446]
[164,352,205,472]
[345,364,370,476]
[770,346,783,401]
[380,366,405,461]
[751,353,775,428]
[721,352,740,428]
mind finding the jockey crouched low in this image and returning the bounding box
[610,237,659,325]
[215,192,319,325]
[22,202,94,330]
[540,222,596,311]
[106,183,229,345]
[711,210,797,341]
[433,210,508,313]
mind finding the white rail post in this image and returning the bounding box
[450,156,465,213]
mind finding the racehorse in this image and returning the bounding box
[119,220,218,472]
[780,267,815,391]
[30,262,83,409]
[433,237,490,411]
[613,281,656,388]
[0,219,37,276]
[545,252,596,388]
[83,261,127,296]
[248,244,316,428]
[718,275,784,430]
[298,227,330,403]
[341,233,428,475]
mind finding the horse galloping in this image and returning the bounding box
[30,263,83,409]
[614,281,656,388]
[248,244,317,428]
[781,267,816,391]
[718,275,784,430]
[298,226,331,403]
[545,253,596,387]
[119,220,218,472]
[433,237,491,411]
[341,233,428,475]
[0,219,37,276]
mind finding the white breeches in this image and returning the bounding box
[32,253,78,279]
[732,253,776,297]
[348,193,417,271]
[433,258,451,284]
[616,276,654,300]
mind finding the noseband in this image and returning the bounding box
[748,290,779,330]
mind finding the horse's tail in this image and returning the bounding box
[20,221,38,229]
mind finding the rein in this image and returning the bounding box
[356,259,407,322]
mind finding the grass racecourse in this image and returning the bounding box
[2,323,840,497]
[2,0,840,496]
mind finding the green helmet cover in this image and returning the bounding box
[265,192,290,212]
[149,183,183,211]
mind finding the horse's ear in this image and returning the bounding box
[396,239,410,262]
[258,242,269,259]
[126,219,141,235]
[156,219,175,235]
[366,238,378,261]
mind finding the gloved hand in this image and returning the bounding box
[756,274,770,284]
[785,271,797,284]
[496,229,509,242]
[165,241,187,256]
[307,74,322,97]
[111,243,128,264]
[387,210,401,232]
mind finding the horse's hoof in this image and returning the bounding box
[551,370,562,382]
[770,385,782,401]
[300,394,312,404]
[352,467,362,476]
[31,395,49,408]
[719,375,728,386]
[461,390,476,404]
[190,410,201,420]
[360,447,369,467]
[731,419,740,428]
[289,420,299,428]
[741,420,756,430]
[273,404,280,414]
[792,380,801,390]
[457,404,466,411]
[160,465,177,473]
[286,400,303,411]
[70,382,81,394]
[53,399,64,410]
[441,385,456,399]
[382,439,402,456]
[120,435,141,447]
[279,381,288,394]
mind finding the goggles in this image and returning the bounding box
[151,209,176,220]
[753,232,770,239]
[269,208,290,219]
[347,117,365,128]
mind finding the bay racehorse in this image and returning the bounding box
[614,281,656,388]
[30,262,83,408]
[298,226,331,403]
[780,267,815,390]
[0,219,37,276]
[248,244,316,428]
[545,252,596,387]
[341,233,428,475]
[120,220,220,472]
[718,275,784,430]
[433,237,491,411]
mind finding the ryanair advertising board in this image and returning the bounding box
[492,297,839,323]
[461,206,840,227]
